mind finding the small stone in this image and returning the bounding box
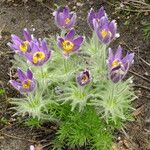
[76,2,83,7]
[144,72,149,76]
[118,136,121,140]
[73,6,76,10]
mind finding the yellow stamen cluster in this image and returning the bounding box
[101,29,110,38]
[22,80,32,89]
[112,59,122,68]
[82,74,89,83]
[33,52,46,64]
[62,40,74,54]
[65,18,70,24]
[19,41,29,52]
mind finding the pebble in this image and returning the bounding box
[76,2,83,7]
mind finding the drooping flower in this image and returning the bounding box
[57,29,84,57]
[77,69,92,86]
[25,39,52,66]
[53,6,77,29]
[87,6,107,30]
[7,28,33,54]
[10,68,36,93]
[93,16,119,44]
[108,45,134,83]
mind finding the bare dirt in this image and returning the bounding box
[0,0,149,150]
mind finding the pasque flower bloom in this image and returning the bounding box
[93,16,119,44]
[57,29,84,57]
[53,6,76,29]
[87,6,107,30]
[10,68,36,93]
[7,28,33,54]
[25,39,52,66]
[108,45,134,83]
[77,69,92,86]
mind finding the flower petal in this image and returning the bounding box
[23,28,32,41]
[57,37,64,49]
[109,20,117,40]
[63,6,69,17]
[122,53,134,65]
[65,13,77,28]
[115,45,122,60]
[11,34,22,45]
[17,68,27,82]
[27,69,33,80]
[87,8,95,30]
[73,36,84,46]
[65,29,75,40]
[108,48,114,68]
[41,39,48,53]
[97,6,106,18]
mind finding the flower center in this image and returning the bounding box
[33,52,46,64]
[22,80,32,89]
[65,18,70,24]
[81,74,89,83]
[101,29,110,38]
[112,59,122,68]
[62,40,74,53]
[19,41,29,52]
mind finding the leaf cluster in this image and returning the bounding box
[53,105,113,150]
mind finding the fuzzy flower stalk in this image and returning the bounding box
[53,6,77,29]
[10,68,36,94]
[108,45,134,83]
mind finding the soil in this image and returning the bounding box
[0,0,150,150]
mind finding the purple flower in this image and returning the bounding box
[108,45,134,83]
[87,6,107,30]
[93,16,119,44]
[77,69,92,86]
[25,39,52,66]
[9,68,36,93]
[7,28,33,54]
[53,6,77,29]
[57,29,84,57]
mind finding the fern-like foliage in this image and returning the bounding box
[53,106,113,150]
[143,23,150,39]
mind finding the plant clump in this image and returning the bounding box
[8,5,136,150]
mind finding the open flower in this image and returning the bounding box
[87,6,107,30]
[25,39,52,66]
[10,68,36,93]
[108,45,134,83]
[57,29,84,57]
[7,28,33,54]
[93,16,119,44]
[77,69,92,86]
[53,6,76,29]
